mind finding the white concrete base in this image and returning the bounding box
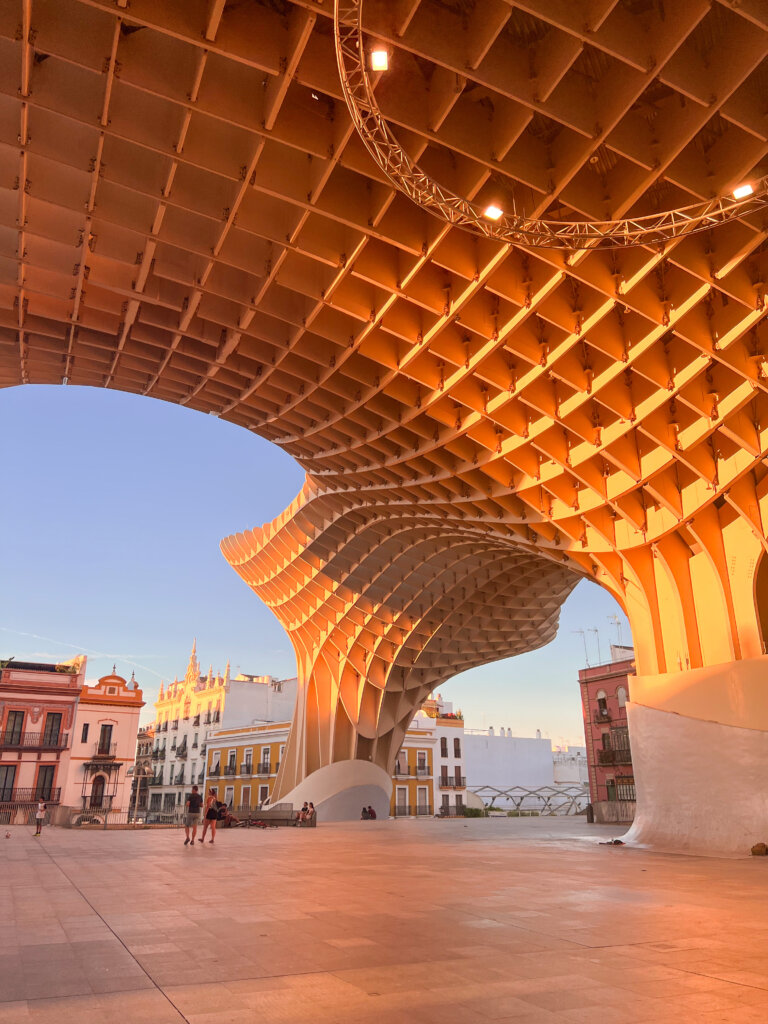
[276,760,393,822]
[623,703,768,857]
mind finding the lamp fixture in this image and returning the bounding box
[334,0,768,249]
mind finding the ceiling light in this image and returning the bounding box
[484,204,503,221]
[733,183,754,199]
[370,49,388,71]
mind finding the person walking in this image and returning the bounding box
[184,785,203,846]
[199,788,219,844]
[33,799,46,837]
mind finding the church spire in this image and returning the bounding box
[184,639,200,687]
[224,659,231,685]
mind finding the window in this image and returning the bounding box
[163,793,176,811]
[417,751,426,771]
[43,713,62,745]
[440,737,448,757]
[244,748,253,768]
[616,686,627,708]
[89,774,105,808]
[258,785,269,805]
[596,690,609,717]
[0,765,16,801]
[227,750,236,770]
[395,786,407,812]
[150,794,161,811]
[81,723,89,743]
[4,710,24,745]
[241,786,251,809]
[98,724,113,756]
[224,785,234,806]
[37,765,56,800]
[441,794,450,810]
[261,746,270,770]
[455,794,463,809]
[107,687,117,695]
[453,737,461,758]
[417,786,429,815]
[606,779,616,801]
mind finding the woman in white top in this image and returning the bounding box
[34,800,46,836]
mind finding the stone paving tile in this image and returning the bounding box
[2,818,768,1023]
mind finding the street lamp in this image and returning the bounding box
[127,765,153,827]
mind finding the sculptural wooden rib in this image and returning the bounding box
[1,0,767,848]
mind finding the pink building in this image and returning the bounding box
[0,657,86,810]
[63,670,144,812]
[579,647,636,820]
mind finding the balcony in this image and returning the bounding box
[204,714,211,725]
[197,771,204,784]
[598,748,632,765]
[256,762,271,776]
[152,748,166,761]
[393,804,432,817]
[0,787,62,804]
[193,714,201,726]
[171,721,179,731]
[208,765,220,777]
[241,763,253,776]
[439,777,466,789]
[394,766,411,778]
[593,709,612,724]
[174,775,185,786]
[175,745,188,760]
[0,731,69,751]
[92,742,117,759]
[416,766,430,777]
[224,765,236,776]
[148,777,164,787]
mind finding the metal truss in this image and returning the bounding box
[468,784,589,816]
[334,0,768,250]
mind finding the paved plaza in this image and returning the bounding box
[1,818,767,1024]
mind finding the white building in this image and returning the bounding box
[553,745,589,784]
[463,726,556,790]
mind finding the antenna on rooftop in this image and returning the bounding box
[572,629,590,667]
[608,614,624,646]
[588,628,603,665]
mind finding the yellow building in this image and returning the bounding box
[205,723,288,810]
[205,701,466,818]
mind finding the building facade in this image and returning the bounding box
[149,642,229,814]
[0,657,86,811]
[131,724,155,813]
[204,693,466,818]
[579,647,636,819]
[62,670,144,812]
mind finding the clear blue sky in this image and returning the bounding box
[1,385,630,746]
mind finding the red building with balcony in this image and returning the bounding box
[579,646,636,822]
[0,656,86,814]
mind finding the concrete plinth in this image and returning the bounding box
[624,656,768,856]
[276,759,392,821]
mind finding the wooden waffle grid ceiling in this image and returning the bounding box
[1,2,767,765]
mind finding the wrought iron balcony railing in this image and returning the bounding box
[0,787,61,803]
[0,731,69,750]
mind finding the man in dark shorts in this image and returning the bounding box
[184,785,203,846]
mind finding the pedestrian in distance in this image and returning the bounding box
[199,788,219,844]
[184,785,203,846]
[34,799,46,836]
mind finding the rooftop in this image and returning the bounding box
[2,818,767,1023]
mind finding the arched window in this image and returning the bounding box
[595,689,609,718]
[616,686,627,708]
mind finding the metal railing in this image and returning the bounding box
[416,766,430,777]
[224,765,236,776]
[0,787,61,803]
[0,731,69,750]
[152,748,166,760]
[593,710,612,723]
[148,776,164,786]
[193,715,201,726]
[92,742,117,758]
[394,766,411,777]
[256,762,271,775]
[597,748,632,765]
[208,765,220,777]
[171,722,179,731]
[393,804,432,817]
[241,763,253,775]
[439,777,466,789]
[175,745,188,759]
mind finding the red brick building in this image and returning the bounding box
[579,647,636,818]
